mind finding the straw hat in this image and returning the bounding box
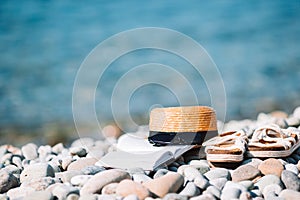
[148,106,218,145]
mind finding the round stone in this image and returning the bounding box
[254,175,282,192]
[194,175,209,190]
[293,106,300,119]
[258,158,284,177]
[177,165,189,176]
[48,159,62,173]
[55,170,83,183]
[189,160,209,166]
[286,117,300,127]
[70,147,87,157]
[163,193,188,200]
[206,185,221,199]
[61,156,73,170]
[11,155,23,169]
[27,191,53,200]
[116,179,150,200]
[71,175,92,186]
[281,170,300,191]
[220,187,241,200]
[126,168,145,175]
[52,184,79,200]
[0,170,19,193]
[179,182,200,197]
[7,187,35,199]
[101,183,119,195]
[232,165,261,182]
[285,164,299,175]
[239,192,252,200]
[209,178,227,191]
[66,193,80,200]
[124,194,140,200]
[183,166,202,181]
[20,163,55,183]
[86,148,105,159]
[37,145,52,159]
[242,158,263,168]
[223,181,247,192]
[80,169,131,195]
[250,189,262,198]
[82,165,105,175]
[21,177,56,191]
[67,158,97,171]
[52,143,65,154]
[143,173,184,198]
[80,194,100,200]
[279,189,300,199]
[153,169,169,179]
[2,165,21,175]
[262,184,282,198]
[204,168,230,180]
[133,174,152,183]
[21,143,38,160]
[188,160,210,174]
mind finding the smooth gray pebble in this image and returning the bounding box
[204,168,230,180]
[194,175,209,190]
[179,182,200,197]
[209,178,227,191]
[285,164,299,175]
[281,170,300,191]
[163,193,188,200]
[206,185,221,199]
[220,187,241,200]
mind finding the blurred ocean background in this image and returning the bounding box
[0,1,299,144]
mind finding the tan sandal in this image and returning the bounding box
[246,124,300,158]
[202,130,248,162]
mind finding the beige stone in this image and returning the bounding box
[80,169,131,195]
[67,158,97,171]
[258,158,283,177]
[143,173,184,198]
[279,189,300,199]
[232,165,261,182]
[102,183,119,195]
[116,180,150,200]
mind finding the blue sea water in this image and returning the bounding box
[0,1,299,129]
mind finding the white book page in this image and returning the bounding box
[116,134,165,153]
[117,134,193,155]
[98,150,174,170]
[98,133,195,170]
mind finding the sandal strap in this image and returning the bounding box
[205,137,246,153]
[203,129,247,146]
[203,130,247,153]
[283,127,300,138]
[249,124,298,150]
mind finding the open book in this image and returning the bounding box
[97,134,194,170]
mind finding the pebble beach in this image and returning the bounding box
[1,107,300,200]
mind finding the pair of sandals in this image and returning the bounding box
[202,124,300,163]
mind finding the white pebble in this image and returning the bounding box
[52,184,79,199]
[71,175,92,186]
[20,163,55,183]
[285,164,299,175]
[70,147,87,157]
[21,143,38,160]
